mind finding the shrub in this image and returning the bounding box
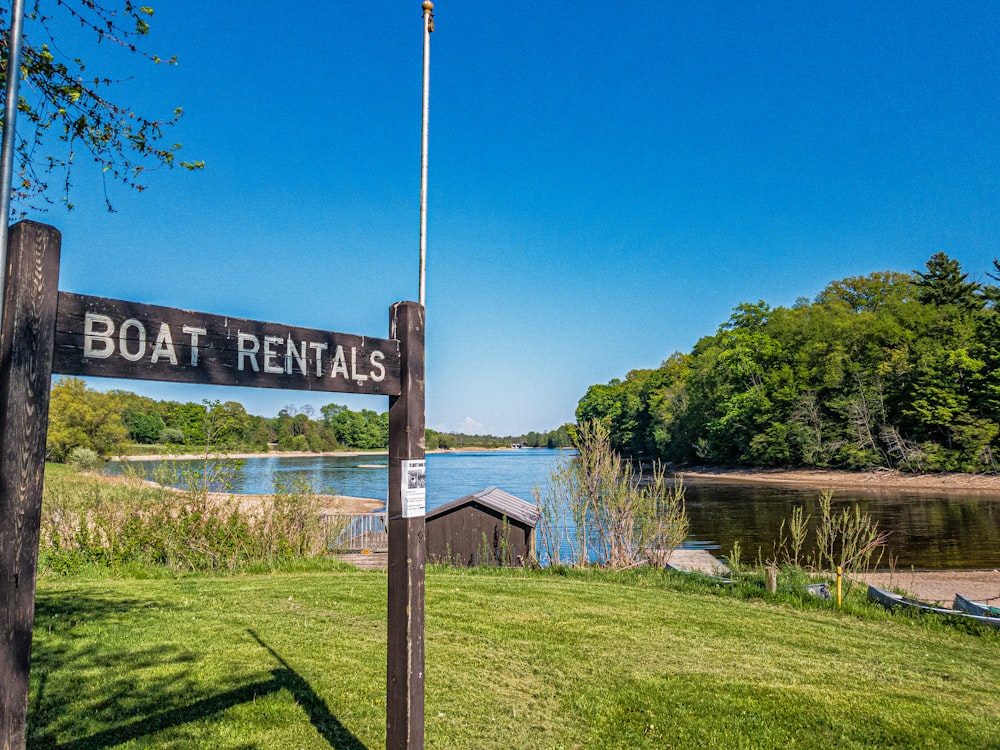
[535,419,688,568]
[159,427,186,444]
[67,446,102,471]
[772,491,890,587]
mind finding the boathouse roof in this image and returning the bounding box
[426,486,540,528]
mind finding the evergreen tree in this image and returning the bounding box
[913,252,982,309]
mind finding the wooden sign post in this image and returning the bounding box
[0,221,426,750]
[0,221,61,750]
[387,301,425,749]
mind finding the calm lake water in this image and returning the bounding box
[108,450,566,513]
[107,450,1000,570]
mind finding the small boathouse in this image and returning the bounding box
[425,486,539,566]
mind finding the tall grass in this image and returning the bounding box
[534,420,688,568]
[773,490,888,577]
[39,464,346,574]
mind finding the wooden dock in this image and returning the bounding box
[327,511,389,569]
[336,551,389,570]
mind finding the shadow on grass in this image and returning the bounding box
[47,666,368,750]
[29,592,368,749]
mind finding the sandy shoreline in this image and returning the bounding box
[855,570,1000,607]
[673,465,1000,493]
[95,471,382,515]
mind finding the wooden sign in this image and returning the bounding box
[2,222,427,750]
[52,292,402,396]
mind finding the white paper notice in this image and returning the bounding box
[401,459,426,518]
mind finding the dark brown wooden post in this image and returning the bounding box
[386,301,425,750]
[0,221,61,750]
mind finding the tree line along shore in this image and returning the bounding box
[578,253,1000,477]
[46,376,574,464]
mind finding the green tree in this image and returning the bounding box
[1,1,203,214]
[913,252,982,310]
[576,368,671,456]
[113,390,165,444]
[425,428,440,451]
[161,401,208,445]
[46,377,128,460]
[545,424,575,448]
[815,271,913,313]
[321,404,388,450]
[205,400,254,447]
[645,352,694,461]
[123,408,165,444]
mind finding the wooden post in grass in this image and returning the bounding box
[765,565,778,594]
[386,301,425,749]
[0,221,60,750]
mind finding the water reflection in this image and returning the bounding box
[683,482,1000,570]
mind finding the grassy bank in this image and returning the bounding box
[39,463,348,575]
[28,567,999,749]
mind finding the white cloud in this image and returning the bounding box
[462,416,485,433]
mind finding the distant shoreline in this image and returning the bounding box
[109,450,386,462]
[109,445,551,462]
[92,471,383,515]
[109,452,1000,494]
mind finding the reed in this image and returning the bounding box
[770,491,889,591]
[39,463,345,574]
[534,420,688,568]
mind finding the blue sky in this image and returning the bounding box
[20,1,1000,435]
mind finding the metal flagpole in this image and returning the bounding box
[418,1,433,307]
[0,0,26,318]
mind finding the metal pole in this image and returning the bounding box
[0,0,26,317]
[418,1,433,307]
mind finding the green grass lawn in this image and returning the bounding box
[27,567,1000,749]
